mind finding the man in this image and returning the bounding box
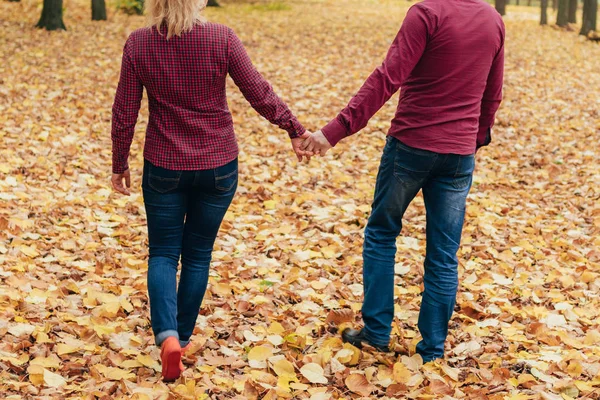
[302,0,504,362]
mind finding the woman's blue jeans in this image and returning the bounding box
[361,136,475,362]
[142,158,237,347]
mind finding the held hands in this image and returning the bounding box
[291,132,314,162]
[292,130,332,161]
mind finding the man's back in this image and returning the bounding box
[321,0,505,155]
[394,0,505,153]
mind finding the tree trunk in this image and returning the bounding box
[36,0,66,31]
[580,0,598,35]
[568,0,577,23]
[541,0,549,24]
[496,0,506,15]
[553,0,558,10]
[556,0,569,26]
[207,0,220,6]
[92,0,106,20]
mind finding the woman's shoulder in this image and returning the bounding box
[196,22,233,36]
[126,27,153,44]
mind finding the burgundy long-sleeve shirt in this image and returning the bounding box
[111,23,305,174]
[322,0,505,154]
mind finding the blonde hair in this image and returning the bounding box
[146,0,207,39]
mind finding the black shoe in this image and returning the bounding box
[341,328,390,352]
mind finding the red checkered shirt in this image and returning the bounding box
[111,23,306,174]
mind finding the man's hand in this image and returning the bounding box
[291,132,315,162]
[300,130,332,157]
[112,169,131,196]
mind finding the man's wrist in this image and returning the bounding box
[321,118,348,147]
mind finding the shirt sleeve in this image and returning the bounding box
[227,29,305,139]
[111,36,143,174]
[477,23,505,149]
[321,5,432,147]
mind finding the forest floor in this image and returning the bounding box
[0,0,599,399]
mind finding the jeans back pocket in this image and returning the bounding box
[146,162,182,193]
[393,139,438,186]
[452,155,475,190]
[214,159,238,193]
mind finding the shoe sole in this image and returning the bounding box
[162,350,182,382]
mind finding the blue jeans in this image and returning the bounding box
[142,158,238,347]
[362,136,474,362]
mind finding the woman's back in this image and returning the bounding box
[112,23,304,174]
[109,1,307,383]
[133,24,229,113]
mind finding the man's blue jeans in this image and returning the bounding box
[362,136,475,362]
[142,158,238,347]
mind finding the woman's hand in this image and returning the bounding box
[112,169,131,196]
[291,132,315,162]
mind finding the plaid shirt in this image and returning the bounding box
[111,23,306,174]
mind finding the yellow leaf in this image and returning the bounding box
[30,357,60,369]
[300,363,328,384]
[55,343,78,356]
[19,245,39,258]
[99,302,121,317]
[263,200,277,210]
[136,354,160,371]
[268,322,285,335]
[574,380,594,392]
[27,364,44,386]
[248,346,273,369]
[92,323,115,336]
[43,369,67,388]
[393,362,412,384]
[271,357,296,379]
[95,364,136,381]
[35,332,51,344]
[120,360,143,369]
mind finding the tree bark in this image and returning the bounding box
[580,0,598,35]
[496,0,506,15]
[568,0,577,23]
[556,0,569,26]
[541,0,549,24]
[553,0,558,10]
[36,0,66,31]
[207,0,220,6]
[92,0,107,20]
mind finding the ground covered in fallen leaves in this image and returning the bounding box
[1,0,599,398]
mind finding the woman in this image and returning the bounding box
[110,0,310,381]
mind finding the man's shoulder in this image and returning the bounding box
[417,0,502,17]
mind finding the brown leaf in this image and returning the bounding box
[325,309,355,325]
[345,374,374,397]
